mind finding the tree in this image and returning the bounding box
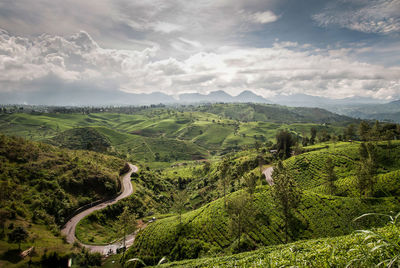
[310,127,317,145]
[257,154,265,174]
[356,143,377,197]
[174,190,187,225]
[243,172,258,199]
[370,121,382,141]
[344,124,357,141]
[219,157,231,208]
[359,121,371,141]
[271,161,302,243]
[302,136,310,147]
[276,130,296,159]
[8,226,28,250]
[118,207,137,260]
[226,192,255,247]
[331,135,338,147]
[325,157,337,195]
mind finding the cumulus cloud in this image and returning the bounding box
[0,0,279,55]
[1,30,399,100]
[244,10,280,24]
[313,0,400,35]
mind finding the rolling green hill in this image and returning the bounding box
[0,103,354,168]
[127,187,400,265]
[0,134,125,265]
[46,127,111,152]
[124,141,400,265]
[158,222,400,267]
[284,141,400,196]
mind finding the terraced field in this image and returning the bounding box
[124,141,400,265]
[159,222,400,267]
[284,141,400,196]
[127,187,400,264]
[0,104,352,168]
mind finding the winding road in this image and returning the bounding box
[262,166,274,186]
[61,163,138,255]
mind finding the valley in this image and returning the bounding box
[0,103,400,267]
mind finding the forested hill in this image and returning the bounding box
[0,134,125,226]
[190,103,354,124]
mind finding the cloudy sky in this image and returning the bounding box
[0,0,400,103]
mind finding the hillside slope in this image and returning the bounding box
[0,134,126,264]
[127,187,400,264]
[284,141,400,196]
[159,222,400,267]
[126,142,400,265]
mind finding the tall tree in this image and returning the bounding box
[356,143,377,197]
[272,161,302,243]
[370,121,382,141]
[226,192,255,247]
[310,127,317,145]
[344,124,357,141]
[118,206,137,260]
[243,172,258,200]
[219,157,231,208]
[276,130,296,159]
[359,121,371,141]
[325,157,337,195]
[174,190,187,225]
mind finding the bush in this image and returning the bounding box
[170,238,210,261]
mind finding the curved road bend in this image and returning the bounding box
[262,166,274,186]
[61,163,138,255]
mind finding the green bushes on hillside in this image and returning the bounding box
[0,134,124,226]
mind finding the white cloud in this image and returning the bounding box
[0,30,399,100]
[313,0,400,35]
[245,10,280,24]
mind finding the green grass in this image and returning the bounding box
[157,222,400,267]
[127,186,400,262]
[0,134,127,266]
[0,104,352,167]
[284,141,400,196]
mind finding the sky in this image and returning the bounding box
[0,0,400,102]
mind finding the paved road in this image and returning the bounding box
[262,166,274,186]
[61,163,138,255]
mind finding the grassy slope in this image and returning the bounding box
[127,142,400,263]
[128,187,399,263]
[159,223,400,267]
[0,104,352,168]
[285,141,400,196]
[0,134,125,266]
[75,148,267,244]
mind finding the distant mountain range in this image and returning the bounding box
[269,93,388,107]
[179,90,270,104]
[0,89,271,106]
[1,88,399,122]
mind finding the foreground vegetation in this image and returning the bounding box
[125,140,400,265]
[0,135,125,266]
[159,218,400,267]
[1,104,400,267]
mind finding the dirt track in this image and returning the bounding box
[61,163,138,255]
[262,166,274,185]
